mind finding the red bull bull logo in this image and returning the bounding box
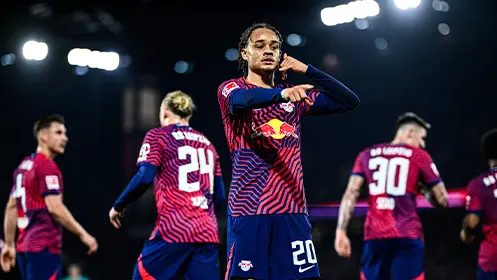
[251,119,298,139]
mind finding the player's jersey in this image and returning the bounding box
[217,78,322,216]
[136,124,221,243]
[351,143,442,240]
[466,167,497,272]
[9,153,63,254]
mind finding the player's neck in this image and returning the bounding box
[246,71,274,88]
[36,146,56,160]
[489,159,497,169]
[164,118,189,127]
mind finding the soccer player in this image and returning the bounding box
[218,22,360,280]
[461,128,497,279]
[0,115,98,280]
[334,112,449,280]
[109,90,226,280]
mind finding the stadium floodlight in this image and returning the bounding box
[321,0,380,27]
[67,48,120,71]
[394,0,421,10]
[22,40,48,61]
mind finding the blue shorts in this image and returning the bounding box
[132,238,219,280]
[361,238,424,280]
[226,214,320,280]
[478,266,497,280]
[17,249,61,280]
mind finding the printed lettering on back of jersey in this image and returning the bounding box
[222,82,239,97]
[45,175,60,190]
[138,143,151,162]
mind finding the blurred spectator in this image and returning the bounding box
[62,264,89,280]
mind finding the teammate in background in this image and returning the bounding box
[335,112,449,280]
[218,22,359,280]
[109,91,226,280]
[461,129,497,280]
[0,115,98,280]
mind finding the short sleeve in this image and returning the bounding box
[415,149,442,188]
[351,151,366,177]
[136,129,164,168]
[296,90,320,117]
[38,163,62,197]
[217,80,241,117]
[466,178,482,214]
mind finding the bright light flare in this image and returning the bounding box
[394,0,421,10]
[321,0,380,27]
[22,40,48,61]
[67,48,120,71]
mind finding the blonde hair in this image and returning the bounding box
[162,90,196,118]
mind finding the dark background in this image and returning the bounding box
[0,0,495,279]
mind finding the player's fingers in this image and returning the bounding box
[301,84,314,90]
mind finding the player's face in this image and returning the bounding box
[411,127,427,149]
[44,122,68,155]
[241,28,281,74]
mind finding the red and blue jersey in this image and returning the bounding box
[218,78,323,216]
[218,65,359,217]
[10,153,63,254]
[136,124,222,243]
[351,143,442,240]
[466,167,497,272]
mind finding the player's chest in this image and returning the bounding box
[248,102,300,140]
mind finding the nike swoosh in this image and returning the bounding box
[299,265,315,273]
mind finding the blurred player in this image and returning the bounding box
[335,112,449,280]
[218,23,360,280]
[109,90,226,280]
[461,128,497,280]
[0,115,98,280]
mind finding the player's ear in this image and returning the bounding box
[240,48,248,61]
[39,130,48,143]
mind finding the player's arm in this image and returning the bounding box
[3,196,17,248]
[228,86,287,113]
[302,64,360,115]
[44,195,88,238]
[416,150,448,208]
[112,163,156,212]
[337,175,364,232]
[420,181,448,208]
[213,156,226,210]
[461,179,481,244]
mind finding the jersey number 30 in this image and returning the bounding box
[368,157,410,196]
[178,146,214,194]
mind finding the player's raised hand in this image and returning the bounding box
[0,245,16,272]
[334,230,352,258]
[279,53,308,80]
[282,84,314,106]
[80,233,98,255]
[109,207,125,229]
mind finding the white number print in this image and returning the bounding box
[137,143,151,162]
[368,157,410,196]
[14,174,29,229]
[291,240,317,270]
[178,146,214,194]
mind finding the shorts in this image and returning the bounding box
[17,249,61,280]
[478,265,497,280]
[361,238,424,280]
[225,214,320,280]
[132,238,219,280]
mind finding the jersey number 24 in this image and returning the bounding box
[178,146,214,194]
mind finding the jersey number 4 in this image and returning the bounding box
[178,146,214,194]
[14,174,29,229]
[368,157,410,196]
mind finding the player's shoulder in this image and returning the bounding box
[469,169,496,188]
[218,78,246,97]
[32,153,60,174]
[144,126,172,139]
[185,127,216,148]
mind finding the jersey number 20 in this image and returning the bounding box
[368,157,410,196]
[178,146,214,194]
